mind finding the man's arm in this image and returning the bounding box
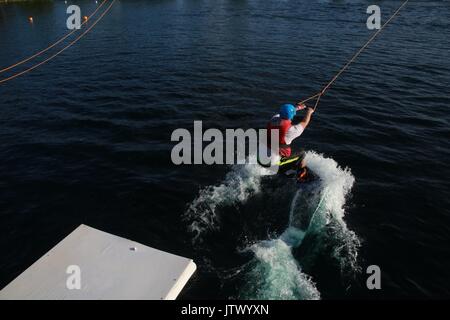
[300,107,315,129]
[283,106,314,145]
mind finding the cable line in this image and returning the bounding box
[0,0,107,74]
[298,0,410,110]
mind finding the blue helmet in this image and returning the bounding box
[280,104,296,120]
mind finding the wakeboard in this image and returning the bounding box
[281,166,319,184]
[258,153,319,184]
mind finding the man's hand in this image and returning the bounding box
[296,103,307,111]
[306,107,315,115]
[300,107,315,129]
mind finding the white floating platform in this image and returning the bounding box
[0,224,196,300]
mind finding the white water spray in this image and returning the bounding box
[185,151,360,299]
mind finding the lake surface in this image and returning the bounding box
[0,0,449,299]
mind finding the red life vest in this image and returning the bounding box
[267,116,292,158]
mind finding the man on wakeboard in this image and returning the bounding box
[266,103,315,182]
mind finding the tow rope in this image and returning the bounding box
[298,0,410,111]
[0,0,115,84]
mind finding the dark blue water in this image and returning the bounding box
[1,0,449,299]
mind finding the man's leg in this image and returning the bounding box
[291,149,307,180]
[290,149,306,169]
[300,158,306,169]
[278,149,307,179]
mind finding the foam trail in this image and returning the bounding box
[184,156,271,242]
[240,151,359,299]
[303,152,360,273]
[240,238,320,300]
[185,151,359,299]
[239,192,322,300]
